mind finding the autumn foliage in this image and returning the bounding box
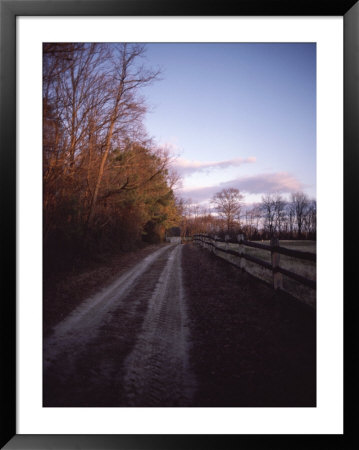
[43,43,180,269]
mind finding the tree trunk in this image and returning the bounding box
[86,117,117,228]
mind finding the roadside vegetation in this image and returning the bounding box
[43,43,181,275]
[180,188,316,241]
[43,43,316,313]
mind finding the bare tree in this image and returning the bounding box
[211,188,244,233]
[43,42,184,259]
[291,192,309,237]
[87,44,160,227]
[285,201,296,238]
[303,199,316,237]
[260,194,276,236]
[273,193,286,234]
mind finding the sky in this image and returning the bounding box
[140,43,316,207]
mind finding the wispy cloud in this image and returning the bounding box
[173,156,256,176]
[179,172,303,203]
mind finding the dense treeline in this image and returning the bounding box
[43,42,316,274]
[180,189,316,240]
[43,43,180,270]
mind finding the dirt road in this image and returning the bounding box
[44,242,316,407]
[43,243,195,407]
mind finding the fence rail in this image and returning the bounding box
[193,234,316,291]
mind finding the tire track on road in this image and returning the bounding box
[44,243,196,407]
[43,244,174,371]
[123,244,196,406]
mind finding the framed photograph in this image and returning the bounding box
[1,0,356,448]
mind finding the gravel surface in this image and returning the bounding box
[43,243,194,407]
[43,243,168,337]
[123,244,195,406]
[43,242,316,407]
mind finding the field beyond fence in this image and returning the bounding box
[193,234,316,307]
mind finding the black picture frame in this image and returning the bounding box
[1,0,357,448]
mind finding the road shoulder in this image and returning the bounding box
[43,243,169,336]
[182,243,316,407]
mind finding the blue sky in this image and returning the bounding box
[140,43,316,206]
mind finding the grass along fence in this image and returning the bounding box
[193,234,316,306]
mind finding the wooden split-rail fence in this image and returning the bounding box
[193,234,316,291]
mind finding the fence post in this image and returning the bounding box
[210,236,214,253]
[270,237,283,290]
[237,234,246,271]
[225,234,230,251]
[213,235,219,254]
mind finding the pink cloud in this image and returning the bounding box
[179,172,303,202]
[173,156,256,175]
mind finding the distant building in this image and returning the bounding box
[165,226,181,244]
[166,236,182,244]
